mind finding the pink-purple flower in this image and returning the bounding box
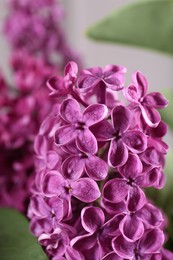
[27,61,172,259]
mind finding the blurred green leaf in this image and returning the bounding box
[0,208,47,260]
[87,0,173,56]
[160,89,173,132]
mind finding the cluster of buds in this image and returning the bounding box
[4,0,81,68]
[28,61,173,259]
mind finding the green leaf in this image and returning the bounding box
[0,208,47,260]
[87,0,173,56]
[160,89,173,132]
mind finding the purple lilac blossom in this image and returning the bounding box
[28,61,172,259]
[0,0,83,212]
[4,0,82,68]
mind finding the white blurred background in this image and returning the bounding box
[0,0,173,89]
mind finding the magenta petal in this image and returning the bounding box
[108,139,129,167]
[71,233,96,250]
[90,120,114,141]
[140,105,161,127]
[133,71,148,97]
[46,151,61,170]
[127,186,146,212]
[85,155,108,180]
[65,246,83,260]
[112,235,135,259]
[34,135,47,156]
[47,75,66,96]
[119,214,144,242]
[31,195,50,217]
[139,229,164,254]
[81,206,105,233]
[72,178,100,202]
[118,153,142,179]
[137,203,164,227]
[76,129,98,154]
[102,252,122,260]
[103,179,128,203]
[102,214,123,237]
[55,125,76,146]
[42,171,64,197]
[123,84,140,103]
[122,130,147,153]
[48,197,64,222]
[60,98,81,123]
[101,198,126,215]
[143,92,168,109]
[61,155,84,180]
[111,105,132,134]
[83,104,108,127]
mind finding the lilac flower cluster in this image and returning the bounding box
[28,61,173,259]
[4,0,81,68]
[0,0,82,212]
[0,54,56,212]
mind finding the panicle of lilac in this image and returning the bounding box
[28,61,172,259]
[0,54,56,212]
[4,0,82,68]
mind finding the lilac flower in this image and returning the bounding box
[123,71,168,127]
[77,65,126,92]
[55,98,108,154]
[61,141,108,181]
[92,105,147,167]
[4,0,82,68]
[27,62,171,259]
[42,171,100,219]
[112,229,165,259]
[28,195,63,235]
[71,206,123,258]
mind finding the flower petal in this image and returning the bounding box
[111,105,132,134]
[122,130,147,153]
[72,178,100,202]
[42,171,64,197]
[140,105,161,128]
[123,84,139,103]
[81,206,105,233]
[55,125,76,146]
[102,214,123,237]
[76,129,98,154]
[83,104,108,127]
[118,153,142,179]
[108,139,129,167]
[133,71,148,97]
[102,251,122,260]
[85,155,108,180]
[71,233,96,250]
[101,199,126,215]
[103,179,128,203]
[112,235,135,259]
[90,120,114,141]
[143,92,168,109]
[30,195,50,218]
[60,98,81,123]
[137,203,164,228]
[119,214,144,242]
[139,229,164,254]
[61,155,84,180]
[127,186,146,212]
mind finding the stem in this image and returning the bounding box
[70,85,88,107]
